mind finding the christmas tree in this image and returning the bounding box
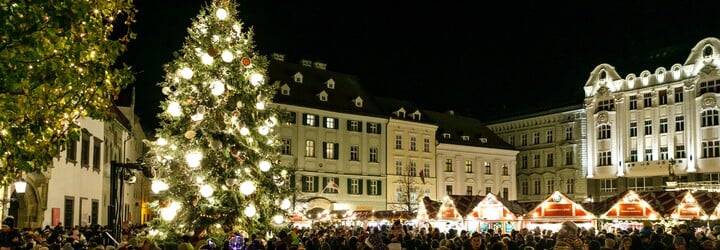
[145,0,294,244]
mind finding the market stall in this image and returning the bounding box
[524,191,596,232]
[460,193,524,233]
[596,190,663,231]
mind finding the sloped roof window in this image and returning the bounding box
[395,108,406,118]
[318,90,328,102]
[280,84,290,96]
[462,136,470,141]
[293,72,303,83]
[354,96,363,107]
[443,133,451,139]
[479,138,488,143]
[411,110,422,120]
[326,79,335,89]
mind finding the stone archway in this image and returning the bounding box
[10,183,40,229]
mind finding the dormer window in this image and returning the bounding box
[443,133,451,139]
[411,110,422,120]
[326,79,335,89]
[395,108,406,118]
[479,138,488,143]
[301,60,312,67]
[462,136,470,141]
[704,45,714,58]
[280,84,290,96]
[318,90,328,102]
[293,72,303,83]
[354,96,363,107]
[599,70,607,81]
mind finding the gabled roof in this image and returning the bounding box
[422,109,515,150]
[373,96,435,125]
[267,59,384,118]
[586,190,720,219]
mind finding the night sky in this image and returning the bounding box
[118,0,720,132]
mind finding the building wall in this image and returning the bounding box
[487,108,589,203]
[435,143,517,200]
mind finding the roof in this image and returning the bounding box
[268,59,384,118]
[422,109,516,150]
[586,190,720,218]
[373,96,436,125]
[484,104,585,125]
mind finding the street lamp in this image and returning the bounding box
[13,180,26,194]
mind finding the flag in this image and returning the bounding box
[324,179,339,192]
[419,170,425,184]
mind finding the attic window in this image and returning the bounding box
[704,45,714,58]
[354,97,363,107]
[443,133,451,139]
[398,110,405,118]
[599,70,607,80]
[280,84,290,96]
[318,91,328,102]
[293,72,303,83]
[479,138,488,143]
[411,110,422,120]
[326,79,335,89]
[462,136,470,141]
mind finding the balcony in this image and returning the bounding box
[623,159,686,177]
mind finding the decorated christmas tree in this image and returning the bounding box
[144,0,294,244]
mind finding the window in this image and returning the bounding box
[644,120,652,135]
[644,149,653,161]
[462,136,470,141]
[305,140,315,157]
[546,130,553,143]
[466,186,473,195]
[446,185,453,196]
[347,120,361,132]
[629,122,637,137]
[81,132,90,168]
[643,93,652,108]
[546,153,554,167]
[350,146,359,161]
[423,163,430,178]
[533,180,541,195]
[349,179,361,194]
[566,179,575,194]
[565,151,573,165]
[599,151,611,166]
[628,177,652,192]
[410,137,417,151]
[659,90,668,105]
[629,95,638,110]
[521,156,528,169]
[533,154,540,168]
[302,176,318,192]
[367,122,381,134]
[598,99,614,112]
[281,138,292,155]
[702,110,719,127]
[409,160,417,176]
[502,188,509,198]
[703,140,720,158]
[660,118,668,133]
[92,137,101,172]
[485,187,492,195]
[521,134,527,146]
[508,136,515,146]
[676,116,685,131]
[600,179,616,193]
[423,138,430,152]
[369,147,378,162]
[464,160,473,173]
[323,142,338,159]
[323,117,338,129]
[676,145,686,159]
[630,150,638,162]
[64,196,74,229]
[484,162,492,174]
[368,180,381,195]
[660,147,669,160]
[91,199,99,225]
[675,87,684,103]
[323,177,339,194]
[395,161,403,175]
[521,181,528,195]
[565,127,573,141]
[502,164,509,176]
[445,159,453,172]
[533,132,540,144]
[302,114,319,127]
[699,79,720,95]
[546,180,555,194]
[598,125,611,139]
[395,135,403,149]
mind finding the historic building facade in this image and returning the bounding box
[583,37,720,200]
[486,106,589,203]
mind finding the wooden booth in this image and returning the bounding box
[523,191,596,232]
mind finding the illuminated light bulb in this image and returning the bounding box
[258,160,271,172]
[221,50,234,62]
[167,101,182,117]
[239,126,250,136]
[265,117,278,127]
[240,181,255,195]
[151,180,169,194]
[210,80,225,96]
[180,67,193,79]
[244,204,256,217]
[201,53,214,65]
[250,73,264,86]
[156,137,168,146]
[216,8,228,20]
[191,113,204,121]
[272,214,284,224]
[258,126,269,135]
[280,198,291,210]
[255,102,265,110]
[160,208,177,221]
[199,184,214,198]
[149,229,159,236]
[185,151,203,168]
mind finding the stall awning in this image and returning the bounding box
[422,196,443,219]
[525,191,595,221]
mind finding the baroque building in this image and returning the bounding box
[486,106,589,203]
[583,37,720,200]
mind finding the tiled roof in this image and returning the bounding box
[373,96,436,125]
[422,109,516,150]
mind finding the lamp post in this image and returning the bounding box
[109,161,154,243]
[666,158,678,189]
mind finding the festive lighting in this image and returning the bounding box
[210,80,225,96]
[240,180,255,195]
[201,53,214,65]
[156,138,168,146]
[185,151,203,168]
[272,215,284,224]
[167,101,182,117]
[221,50,234,62]
[258,126,269,135]
[250,73,264,86]
[258,160,271,172]
[199,184,214,197]
[280,199,291,210]
[215,8,228,20]
[151,180,169,194]
[244,204,256,217]
[180,67,194,79]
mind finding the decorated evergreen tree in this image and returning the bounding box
[145,0,294,244]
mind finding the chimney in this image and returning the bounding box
[300,59,312,67]
[271,53,285,61]
[313,62,327,70]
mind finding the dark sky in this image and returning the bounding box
[119,0,720,132]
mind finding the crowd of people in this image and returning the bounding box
[0,217,718,250]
